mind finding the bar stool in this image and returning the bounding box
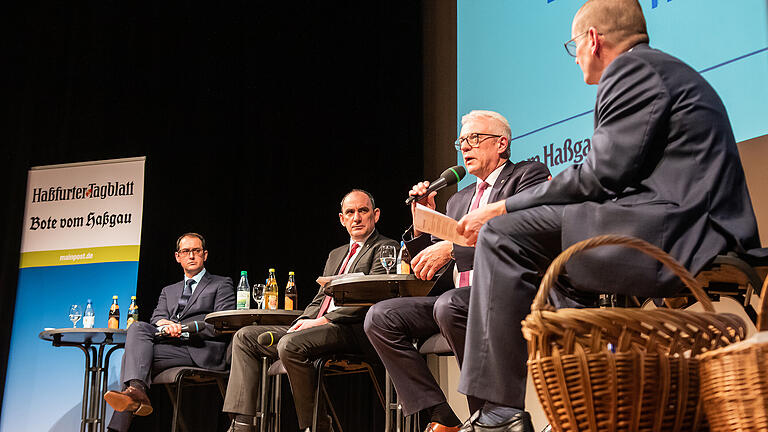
[152,366,229,432]
[267,355,385,432]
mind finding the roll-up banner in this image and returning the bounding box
[1,157,145,432]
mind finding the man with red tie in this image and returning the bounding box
[223,189,397,432]
[364,111,550,432]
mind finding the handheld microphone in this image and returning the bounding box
[155,320,204,337]
[256,331,282,347]
[405,166,466,205]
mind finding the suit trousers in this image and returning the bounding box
[222,324,289,415]
[277,321,380,430]
[108,321,197,432]
[364,287,482,416]
[460,205,636,408]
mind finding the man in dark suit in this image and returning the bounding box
[104,232,235,432]
[364,110,550,432]
[454,1,761,431]
[223,189,398,432]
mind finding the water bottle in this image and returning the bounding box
[83,299,95,328]
[265,269,279,310]
[236,270,250,310]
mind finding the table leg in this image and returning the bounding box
[101,344,124,432]
[259,357,268,432]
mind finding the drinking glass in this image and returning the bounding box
[69,304,82,328]
[380,245,396,275]
[252,284,265,309]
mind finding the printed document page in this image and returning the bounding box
[413,204,471,247]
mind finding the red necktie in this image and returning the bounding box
[459,182,490,287]
[317,242,360,317]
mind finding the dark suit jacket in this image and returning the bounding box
[297,230,399,324]
[502,44,760,295]
[150,270,235,370]
[404,160,551,295]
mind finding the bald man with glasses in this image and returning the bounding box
[104,232,235,432]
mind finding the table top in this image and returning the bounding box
[39,328,128,345]
[205,309,303,332]
[324,274,434,306]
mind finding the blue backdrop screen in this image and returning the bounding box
[457,0,768,187]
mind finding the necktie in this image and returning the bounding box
[176,279,195,319]
[317,242,360,318]
[459,181,490,287]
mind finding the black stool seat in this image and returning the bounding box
[152,366,229,432]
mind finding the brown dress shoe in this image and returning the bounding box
[425,422,461,432]
[104,386,153,416]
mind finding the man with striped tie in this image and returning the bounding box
[223,189,397,432]
[104,232,235,432]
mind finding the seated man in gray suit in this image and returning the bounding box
[364,110,549,432]
[223,189,398,432]
[454,1,761,431]
[104,232,236,432]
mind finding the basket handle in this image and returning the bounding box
[532,234,714,312]
[757,276,768,331]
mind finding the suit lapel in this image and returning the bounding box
[168,280,184,318]
[179,271,211,318]
[330,246,349,275]
[488,161,516,203]
[349,231,378,272]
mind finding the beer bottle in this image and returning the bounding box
[285,271,297,310]
[126,296,139,328]
[108,296,120,329]
[397,241,411,274]
[265,268,279,310]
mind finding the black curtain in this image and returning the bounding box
[0,1,423,430]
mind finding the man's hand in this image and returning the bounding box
[411,240,453,280]
[155,319,183,338]
[287,317,330,333]
[409,181,438,236]
[456,201,507,246]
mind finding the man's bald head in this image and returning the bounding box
[573,0,649,52]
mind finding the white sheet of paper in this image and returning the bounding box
[413,204,471,247]
[316,272,365,287]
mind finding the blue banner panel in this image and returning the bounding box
[1,263,137,431]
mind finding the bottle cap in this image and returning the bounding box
[87,299,92,303]
[269,268,275,272]
[241,270,247,276]
[289,271,295,275]
[112,295,118,299]
[131,295,136,299]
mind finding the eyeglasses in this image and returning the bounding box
[177,248,205,257]
[564,30,588,57]
[564,30,603,57]
[454,133,502,150]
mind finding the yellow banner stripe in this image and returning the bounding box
[20,245,140,268]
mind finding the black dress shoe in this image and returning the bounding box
[458,410,534,432]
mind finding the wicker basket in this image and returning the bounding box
[699,275,768,431]
[522,235,747,432]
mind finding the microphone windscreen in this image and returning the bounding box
[257,331,278,347]
[439,166,466,186]
[183,321,203,334]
